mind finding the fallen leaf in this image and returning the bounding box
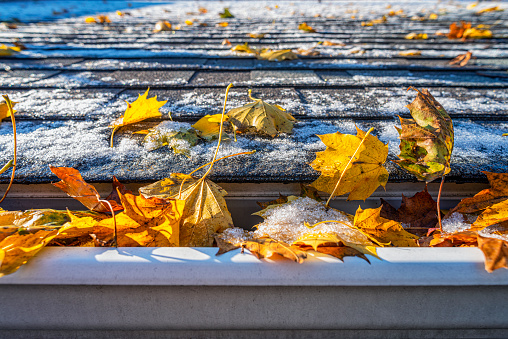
[429,231,478,247]
[185,19,194,25]
[217,22,229,27]
[300,184,322,201]
[248,33,265,39]
[0,229,59,277]
[477,6,503,14]
[192,114,229,141]
[322,40,345,46]
[354,206,419,247]
[298,22,316,32]
[310,126,389,201]
[296,47,320,56]
[467,2,479,10]
[478,235,508,272]
[226,90,296,137]
[395,87,454,183]
[85,15,110,24]
[94,191,185,247]
[361,15,387,26]
[0,44,20,57]
[199,7,208,14]
[221,39,232,46]
[140,173,234,247]
[428,13,438,20]
[231,42,257,54]
[449,51,473,66]
[442,21,471,39]
[0,99,16,120]
[398,50,422,56]
[243,237,307,263]
[312,245,370,263]
[380,187,438,235]
[257,49,299,61]
[405,33,428,40]
[215,235,240,255]
[50,166,123,212]
[257,194,288,210]
[153,21,172,32]
[462,27,493,39]
[219,8,234,18]
[142,121,199,156]
[109,88,167,147]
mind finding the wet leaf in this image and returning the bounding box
[140,174,233,247]
[50,166,123,212]
[142,121,199,156]
[354,206,419,247]
[380,188,438,235]
[310,126,389,201]
[109,88,167,147]
[192,114,229,141]
[478,235,508,273]
[243,237,307,263]
[449,51,473,66]
[298,22,316,32]
[219,8,234,18]
[395,87,454,183]
[227,90,296,137]
[257,49,299,61]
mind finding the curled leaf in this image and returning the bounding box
[395,87,454,183]
[243,237,307,263]
[192,114,229,141]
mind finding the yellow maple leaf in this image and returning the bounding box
[227,89,296,137]
[310,126,389,201]
[230,42,258,54]
[192,114,229,140]
[298,22,316,33]
[257,49,299,61]
[109,88,167,147]
[462,27,493,39]
[140,173,233,247]
[354,206,418,247]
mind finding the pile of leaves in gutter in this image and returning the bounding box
[0,85,507,278]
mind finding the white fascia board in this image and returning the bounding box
[0,247,507,286]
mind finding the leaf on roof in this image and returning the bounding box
[310,126,389,201]
[476,6,504,14]
[192,114,229,141]
[395,87,454,183]
[298,22,316,32]
[449,51,473,66]
[153,20,172,32]
[405,33,428,40]
[398,50,422,56]
[227,89,296,137]
[462,27,493,39]
[142,121,199,156]
[0,44,20,57]
[230,42,258,54]
[109,88,167,147]
[219,8,234,18]
[0,99,16,121]
[257,48,299,61]
[248,33,265,39]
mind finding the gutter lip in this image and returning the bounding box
[0,247,506,287]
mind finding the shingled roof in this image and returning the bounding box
[0,0,507,184]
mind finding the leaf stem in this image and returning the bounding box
[325,127,374,208]
[99,199,117,248]
[110,126,119,148]
[437,175,445,232]
[0,95,17,204]
[177,84,234,199]
[248,89,258,101]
